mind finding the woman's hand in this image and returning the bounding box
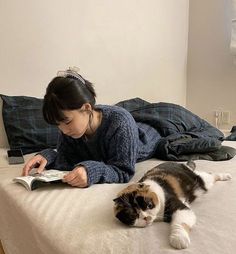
[63,166,88,188]
[22,154,48,176]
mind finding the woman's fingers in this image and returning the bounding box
[36,160,47,174]
[63,167,88,187]
[22,155,47,176]
[22,159,37,176]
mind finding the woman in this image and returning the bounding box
[22,67,161,187]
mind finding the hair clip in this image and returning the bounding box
[57,66,85,84]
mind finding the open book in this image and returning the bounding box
[13,169,68,191]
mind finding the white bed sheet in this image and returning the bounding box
[0,141,236,254]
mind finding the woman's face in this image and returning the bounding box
[58,106,90,139]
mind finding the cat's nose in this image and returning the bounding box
[144,216,152,223]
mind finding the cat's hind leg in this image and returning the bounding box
[169,208,196,249]
[195,171,232,191]
[214,173,232,182]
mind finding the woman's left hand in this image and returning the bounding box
[63,166,88,188]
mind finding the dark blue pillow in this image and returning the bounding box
[1,94,59,154]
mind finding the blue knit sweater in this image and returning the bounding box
[39,105,161,186]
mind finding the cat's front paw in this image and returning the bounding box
[169,224,190,249]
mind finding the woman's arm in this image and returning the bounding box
[77,120,139,186]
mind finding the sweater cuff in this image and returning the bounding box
[37,148,57,167]
[75,161,105,186]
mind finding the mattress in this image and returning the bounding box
[0,141,236,254]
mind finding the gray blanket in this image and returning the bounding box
[116,98,236,161]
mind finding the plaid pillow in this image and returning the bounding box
[1,94,59,154]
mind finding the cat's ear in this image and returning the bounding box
[138,183,150,191]
[113,197,124,205]
[138,183,150,187]
[138,183,145,188]
[113,197,120,203]
[113,194,132,207]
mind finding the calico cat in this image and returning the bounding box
[113,161,232,249]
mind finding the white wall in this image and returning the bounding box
[0,0,189,105]
[187,0,236,130]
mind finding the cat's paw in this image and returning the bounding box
[218,173,232,181]
[169,224,190,249]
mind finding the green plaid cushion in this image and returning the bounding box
[1,94,59,154]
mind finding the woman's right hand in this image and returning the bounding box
[22,154,48,176]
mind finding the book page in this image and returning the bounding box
[13,176,35,191]
[13,170,69,190]
[36,170,68,182]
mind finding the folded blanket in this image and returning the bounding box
[117,98,235,161]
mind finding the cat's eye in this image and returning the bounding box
[147,202,153,209]
[136,196,154,210]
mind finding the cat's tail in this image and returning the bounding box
[186,160,196,171]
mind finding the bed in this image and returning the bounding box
[0,141,236,254]
[0,96,236,254]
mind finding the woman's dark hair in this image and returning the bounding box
[43,74,96,125]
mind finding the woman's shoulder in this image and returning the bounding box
[96,104,131,117]
[96,104,136,127]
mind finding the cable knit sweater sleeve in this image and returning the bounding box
[79,118,139,186]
